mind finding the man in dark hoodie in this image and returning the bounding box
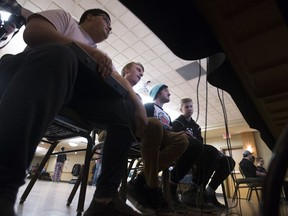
[171,97,235,210]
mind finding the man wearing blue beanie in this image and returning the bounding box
[148,84,168,101]
[127,83,189,214]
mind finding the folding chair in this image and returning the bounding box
[232,168,263,202]
[119,141,143,201]
[19,107,95,216]
[66,141,104,207]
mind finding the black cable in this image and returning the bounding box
[216,88,242,216]
[195,59,201,123]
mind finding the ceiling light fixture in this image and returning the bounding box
[69,142,78,147]
[70,137,87,143]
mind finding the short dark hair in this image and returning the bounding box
[121,62,144,77]
[79,8,110,24]
[60,147,65,151]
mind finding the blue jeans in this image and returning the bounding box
[92,163,102,186]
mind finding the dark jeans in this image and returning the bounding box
[170,140,235,191]
[170,138,203,183]
[0,43,135,202]
[193,145,235,190]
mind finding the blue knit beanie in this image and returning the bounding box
[149,84,168,100]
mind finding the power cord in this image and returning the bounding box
[217,87,242,216]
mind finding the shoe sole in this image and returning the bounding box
[126,193,156,216]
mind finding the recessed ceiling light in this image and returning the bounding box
[36,146,47,153]
[69,137,87,143]
[69,142,78,147]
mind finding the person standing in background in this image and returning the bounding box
[52,147,67,182]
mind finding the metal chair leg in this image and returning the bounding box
[20,141,58,204]
[221,182,229,209]
[76,134,93,215]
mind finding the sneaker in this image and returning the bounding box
[0,0,21,16]
[83,197,144,216]
[126,181,155,215]
[182,188,218,213]
[169,183,187,213]
[204,190,226,209]
[145,186,173,213]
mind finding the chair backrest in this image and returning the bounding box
[72,164,82,176]
[238,165,264,186]
[239,160,259,178]
[44,107,93,141]
[239,166,246,178]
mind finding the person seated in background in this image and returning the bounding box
[121,65,188,214]
[170,97,235,210]
[256,157,267,175]
[0,1,147,216]
[239,150,266,178]
[255,156,288,201]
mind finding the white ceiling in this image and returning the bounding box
[0,0,254,154]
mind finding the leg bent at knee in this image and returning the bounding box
[141,117,163,149]
[167,131,189,157]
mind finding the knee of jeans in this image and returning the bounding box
[177,133,189,152]
[189,139,204,153]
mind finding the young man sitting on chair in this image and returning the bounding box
[0,1,147,216]
[170,98,235,210]
[121,63,189,215]
[240,150,266,178]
